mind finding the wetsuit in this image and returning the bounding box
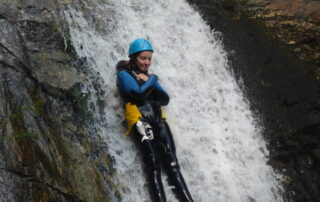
[116,64,194,202]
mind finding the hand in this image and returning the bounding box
[133,72,149,82]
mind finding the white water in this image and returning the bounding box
[64,0,283,201]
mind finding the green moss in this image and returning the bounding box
[0,132,39,146]
[28,89,47,117]
[11,108,22,120]
[0,60,11,69]
[14,132,39,140]
[32,99,46,115]
[17,98,46,116]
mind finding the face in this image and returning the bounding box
[135,51,153,72]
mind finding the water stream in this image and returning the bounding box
[64,0,283,201]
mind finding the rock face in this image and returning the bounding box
[188,0,320,201]
[242,0,320,66]
[0,1,118,201]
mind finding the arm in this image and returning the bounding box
[117,70,158,100]
[154,82,170,106]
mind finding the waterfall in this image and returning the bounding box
[64,0,283,201]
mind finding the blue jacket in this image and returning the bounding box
[117,69,170,106]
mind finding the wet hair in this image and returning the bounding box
[116,60,129,69]
[115,60,129,72]
[129,52,140,66]
[116,52,141,72]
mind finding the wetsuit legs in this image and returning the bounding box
[147,154,166,202]
[133,119,193,202]
[133,125,166,202]
[165,166,194,202]
[158,121,194,202]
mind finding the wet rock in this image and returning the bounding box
[29,51,84,90]
[237,0,320,66]
[0,0,119,201]
[310,148,320,160]
[266,0,305,17]
[306,1,320,23]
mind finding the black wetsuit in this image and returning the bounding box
[116,63,194,202]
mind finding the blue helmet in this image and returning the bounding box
[128,38,153,56]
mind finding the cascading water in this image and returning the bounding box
[64,0,284,201]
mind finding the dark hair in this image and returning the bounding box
[129,52,140,65]
[116,52,142,72]
[116,60,130,72]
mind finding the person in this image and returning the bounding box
[116,38,194,202]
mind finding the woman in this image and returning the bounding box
[116,38,194,202]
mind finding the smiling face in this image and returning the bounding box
[135,51,153,72]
